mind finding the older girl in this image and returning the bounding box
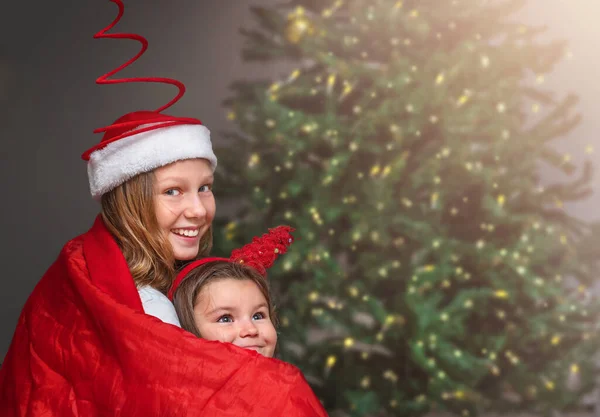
[0,1,327,416]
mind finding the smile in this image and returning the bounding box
[171,228,199,237]
[241,346,262,352]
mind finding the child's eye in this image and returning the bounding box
[165,189,181,196]
[252,312,265,320]
[217,315,233,323]
[199,184,212,193]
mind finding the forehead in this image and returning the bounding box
[197,279,267,306]
[154,158,213,180]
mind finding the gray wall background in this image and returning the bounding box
[0,0,598,360]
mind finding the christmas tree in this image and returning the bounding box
[213,0,600,415]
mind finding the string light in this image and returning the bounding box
[221,2,600,414]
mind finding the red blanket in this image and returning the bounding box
[0,216,327,417]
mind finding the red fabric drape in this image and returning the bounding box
[0,216,327,417]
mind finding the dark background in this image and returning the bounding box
[1,0,598,360]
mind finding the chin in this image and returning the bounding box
[260,348,275,358]
[173,248,199,261]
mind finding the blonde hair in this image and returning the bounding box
[173,261,277,338]
[101,171,213,294]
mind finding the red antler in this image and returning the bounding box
[229,226,295,276]
[168,226,295,300]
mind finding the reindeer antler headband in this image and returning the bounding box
[168,226,295,301]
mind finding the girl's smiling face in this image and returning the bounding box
[193,278,277,358]
[153,158,215,261]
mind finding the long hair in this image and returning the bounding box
[173,261,277,338]
[101,171,213,293]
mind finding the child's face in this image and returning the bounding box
[153,158,215,261]
[193,278,277,357]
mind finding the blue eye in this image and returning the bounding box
[165,189,181,196]
[217,315,233,323]
[199,184,212,193]
[252,312,265,320]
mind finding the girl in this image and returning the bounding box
[97,124,216,327]
[0,1,327,416]
[171,226,294,358]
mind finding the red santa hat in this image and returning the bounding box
[82,0,216,199]
[167,226,296,301]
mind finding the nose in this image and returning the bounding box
[239,321,259,338]
[183,194,207,219]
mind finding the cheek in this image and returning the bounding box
[262,324,277,358]
[154,200,177,228]
[199,325,235,343]
[218,328,238,344]
[264,324,278,345]
[205,197,216,221]
[271,330,278,347]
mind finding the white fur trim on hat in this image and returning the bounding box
[87,123,217,199]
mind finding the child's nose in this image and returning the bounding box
[239,321,259,337]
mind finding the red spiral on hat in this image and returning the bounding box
[82,0,202,161]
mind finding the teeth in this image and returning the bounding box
[172,228,199,237]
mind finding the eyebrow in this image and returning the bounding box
[205,306,234,316]
[156,174,214,184]
[205,302,268,317]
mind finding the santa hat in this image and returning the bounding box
[82,0,216,199]
[168,226,295,301]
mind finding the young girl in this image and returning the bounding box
[0,1,327,416]
[170,226,294,358]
